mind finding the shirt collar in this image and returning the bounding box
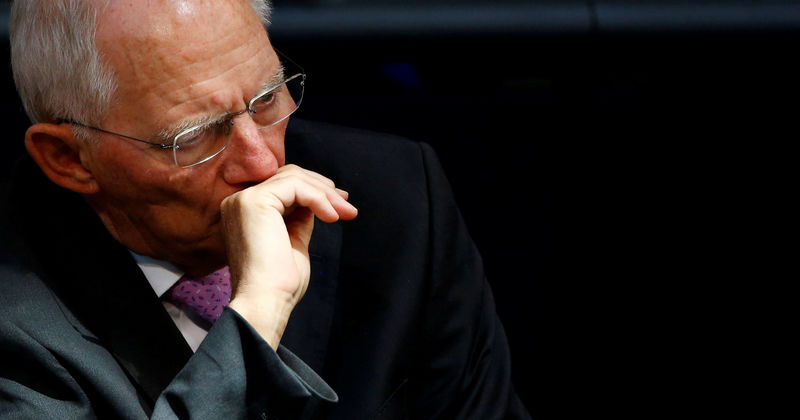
[130,252,183,298]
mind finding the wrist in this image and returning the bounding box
[229,289,296,350]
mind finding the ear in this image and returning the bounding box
[25,123,100,194]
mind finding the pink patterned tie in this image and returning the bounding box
[165,266,232,325]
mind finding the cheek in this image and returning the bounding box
[271,122,288,166]
[89,143,207,208]
[272,140,286,167]
[93,149,164,196]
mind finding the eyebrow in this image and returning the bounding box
[157,113,226,143]
[261,65,286,93]
[157,65,287,142]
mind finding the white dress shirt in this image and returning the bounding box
[131,252,209,352]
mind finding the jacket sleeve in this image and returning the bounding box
[410,143,531,419]
[152,308,337,419]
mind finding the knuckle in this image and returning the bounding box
[319,176,335,188]
[233,188,254,204]
[221,192,239,209]
[311,189,327,202]
[280,163,301,173]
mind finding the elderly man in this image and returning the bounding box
[0,0,529,418]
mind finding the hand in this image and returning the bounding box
[221,164,357,348]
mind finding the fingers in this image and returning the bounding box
[246,164,357,223]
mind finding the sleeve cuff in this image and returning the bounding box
[276,345,338,403]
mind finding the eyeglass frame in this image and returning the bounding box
[64,51,305,168]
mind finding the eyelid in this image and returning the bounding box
[257,84,279,97]
[250,84,282,108]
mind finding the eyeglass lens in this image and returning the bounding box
[172,73,305,167]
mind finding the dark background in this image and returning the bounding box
[3,1,796,417]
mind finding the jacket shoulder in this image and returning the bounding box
[0,264,74,335]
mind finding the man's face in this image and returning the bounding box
[83,0,285,272]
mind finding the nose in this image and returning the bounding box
[220,115,281,185]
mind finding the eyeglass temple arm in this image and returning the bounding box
[66,121,174,149]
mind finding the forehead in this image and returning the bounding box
[95,0,276,129]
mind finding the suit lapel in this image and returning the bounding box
[281,219,342,376]
[78,239,193,409]
[12,159,192,411]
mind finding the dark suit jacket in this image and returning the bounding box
[0,119,530,419]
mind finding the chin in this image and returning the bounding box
[166,227,227,270]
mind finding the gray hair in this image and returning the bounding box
[10,0,272,137]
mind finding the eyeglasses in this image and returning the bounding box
[68,52,305,168]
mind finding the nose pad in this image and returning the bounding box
[220,115,279,185]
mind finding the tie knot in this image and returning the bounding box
[164,266,232,326]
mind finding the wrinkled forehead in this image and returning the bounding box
[96,0,263,45]
[95,0,274,108]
